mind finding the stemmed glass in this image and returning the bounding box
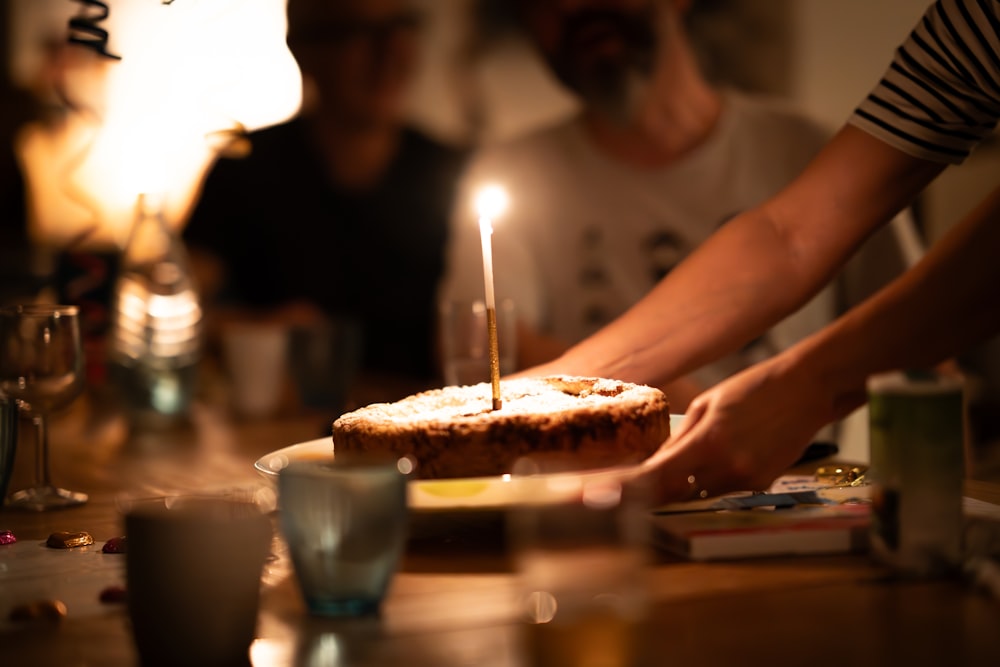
[0,304,88,510]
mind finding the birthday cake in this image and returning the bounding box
[331,376,671,479]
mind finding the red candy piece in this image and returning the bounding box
[99,585,128,604]
[102,536,127,554]
[0,530,15,545]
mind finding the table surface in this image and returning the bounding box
[3,386,1000,667]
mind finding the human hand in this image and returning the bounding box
[637,353,864,504]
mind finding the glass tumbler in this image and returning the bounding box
[509,458,653,667]
[278,457,409,617]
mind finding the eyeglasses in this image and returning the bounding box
[290,11,423,46]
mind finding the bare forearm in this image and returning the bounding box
[794,184,1000,410]
[554,207,822,385]
[551,127,943,386]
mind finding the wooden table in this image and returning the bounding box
[2,391,1000,667]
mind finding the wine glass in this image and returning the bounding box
[0,304,88,510]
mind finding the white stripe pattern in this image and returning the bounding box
[849,0,1000,164]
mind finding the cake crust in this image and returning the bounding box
[332,376,671,479]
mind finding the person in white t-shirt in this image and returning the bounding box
[440,0,922,428]
[518,0,1000,503]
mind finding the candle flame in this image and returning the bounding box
[475,184,508,221]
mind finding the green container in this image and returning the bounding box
[867,371,965,576]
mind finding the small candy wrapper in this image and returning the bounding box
[46,531,94,549]
[99,585,128,604]
[9,599,68,623]
[102,536,128,553]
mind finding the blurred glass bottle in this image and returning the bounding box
[108,194,203,429]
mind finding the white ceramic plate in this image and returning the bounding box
[255,414,684,512]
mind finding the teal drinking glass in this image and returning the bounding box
[278,457,409,616]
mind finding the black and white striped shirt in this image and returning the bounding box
[849,0,1000,164]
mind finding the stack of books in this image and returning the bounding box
[651,500,871,561]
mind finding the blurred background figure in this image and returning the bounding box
[183,0,469,404]
[0,2,56,308]
[0,75,36,307]
[3,0,303,409]
[439,0,923,455]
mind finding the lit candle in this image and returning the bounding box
[475,185,508,411]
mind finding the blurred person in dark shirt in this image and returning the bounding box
[0,10,42,307]
[0,138,32,306]
[183,0,468,391]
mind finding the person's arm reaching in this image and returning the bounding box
[644,182,1000,502]
[515,0,1000,503]
[529,125,945,388]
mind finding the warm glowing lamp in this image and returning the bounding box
[14,0,303,250]
[474,184,508,411]
[8,0,301,427]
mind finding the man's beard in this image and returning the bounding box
[549,8,657,125]
[576,59,650,126]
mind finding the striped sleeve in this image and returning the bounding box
[849,0,1000,164]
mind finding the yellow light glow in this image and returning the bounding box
[249,638,295,667]
[16,0,303,250]
[475,184,508,222]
